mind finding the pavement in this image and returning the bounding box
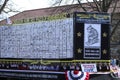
[90,74,120,80]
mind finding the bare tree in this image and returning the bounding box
[51,0,120,42]
[0,0,19,20]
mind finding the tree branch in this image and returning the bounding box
[0,0,9,14]
[111,0,117,15]
[77,0,87,12]
[110,19,120,38]
[86,0,95,10]
[93,0,101,12]
[52,0,63,6]
[106,0,113,8]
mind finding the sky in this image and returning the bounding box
[11,0,77,11]
[0,0,83,20]
[11,0,51,11]
[11,0,88,11]
[4,0,76,18]
[0,0,52,20]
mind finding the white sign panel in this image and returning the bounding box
[81,64,97,72]
[0,18,73,59]
[84,23,101,59]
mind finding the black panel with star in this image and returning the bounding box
[101,24,110,60]
[74,22,84,59]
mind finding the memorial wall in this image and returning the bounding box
[0,18,73,59]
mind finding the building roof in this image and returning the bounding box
[11,4,83,20]
[0,4,85,24]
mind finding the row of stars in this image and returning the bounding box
[77,32,107,37]
[77,48,107,54]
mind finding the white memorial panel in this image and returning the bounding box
[0,18,73,59]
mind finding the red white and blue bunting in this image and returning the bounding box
[65,70,89,80]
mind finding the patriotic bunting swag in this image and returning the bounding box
[65,70,89,80]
